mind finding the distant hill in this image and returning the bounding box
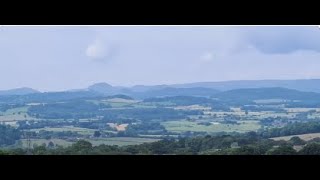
[144,95,215,105]
[79,79,320,99]
[130,87,220,99]
[0,87,40,96]
[0,91,104,104]
[87,82,130,96]
[85,83,220,98]
[169,79,320,93]
[213,87,320,101]
[119,79,320,94]
[4,79,320,101]
[88,83,113,93]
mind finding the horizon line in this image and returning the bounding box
[2,78,320,93]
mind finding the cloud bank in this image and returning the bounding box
[2,26,320,91]
[240,26,320,54]
[86,39,114,61]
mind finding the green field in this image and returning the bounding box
[87,100,130,107]
[28,126,97,136]
[254,99,287,104]
[85,137,160,146]
[105,98,138,103]
[142,102,176,107]
[88,98,140,108]
[131,103,156,108]
[28,126,119,136]
[108,102,133,107]
[0,106,37,122]
[138,134,179,138]
[174,105,211,111]
[270,133,320,141]
[20,138,73,148]
[162,120,261,133]
[1,106,29,114]
[20,137,161,148]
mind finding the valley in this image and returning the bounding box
[2,80,320,154]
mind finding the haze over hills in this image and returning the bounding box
[2,79,320,97]
[83,79,320,96]
[0,87,40,96]
[213,87,320,101]
[85,79,320,94]
[168,79,320,93]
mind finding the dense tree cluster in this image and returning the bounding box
[1,134,320,155]
[28,101,103,119]
[241,105,286,112]
[0,125,21,146]
[259,121,320,138]
[27,99,203,122]
[101,108,203,122]
[124,122,167,135]
[144,96,231,111]
[144,96,215,106]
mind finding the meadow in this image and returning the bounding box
[28,126,99,136]
[270,133,320,141]
[0,106,35,122]
[4,96,320,150]
[162,120,261,133]
[20,137,160,147]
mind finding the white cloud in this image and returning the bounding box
[201,52,214,62]
[241,26,320,54]
[86,39,111,60]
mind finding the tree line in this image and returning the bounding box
[2,132,320,155]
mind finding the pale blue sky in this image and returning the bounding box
[1,25,320,91]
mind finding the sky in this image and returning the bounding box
[1,25,320,92]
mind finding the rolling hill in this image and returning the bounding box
[169,79,320,93]
[0,87,40,96]
[213,87,320,101]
